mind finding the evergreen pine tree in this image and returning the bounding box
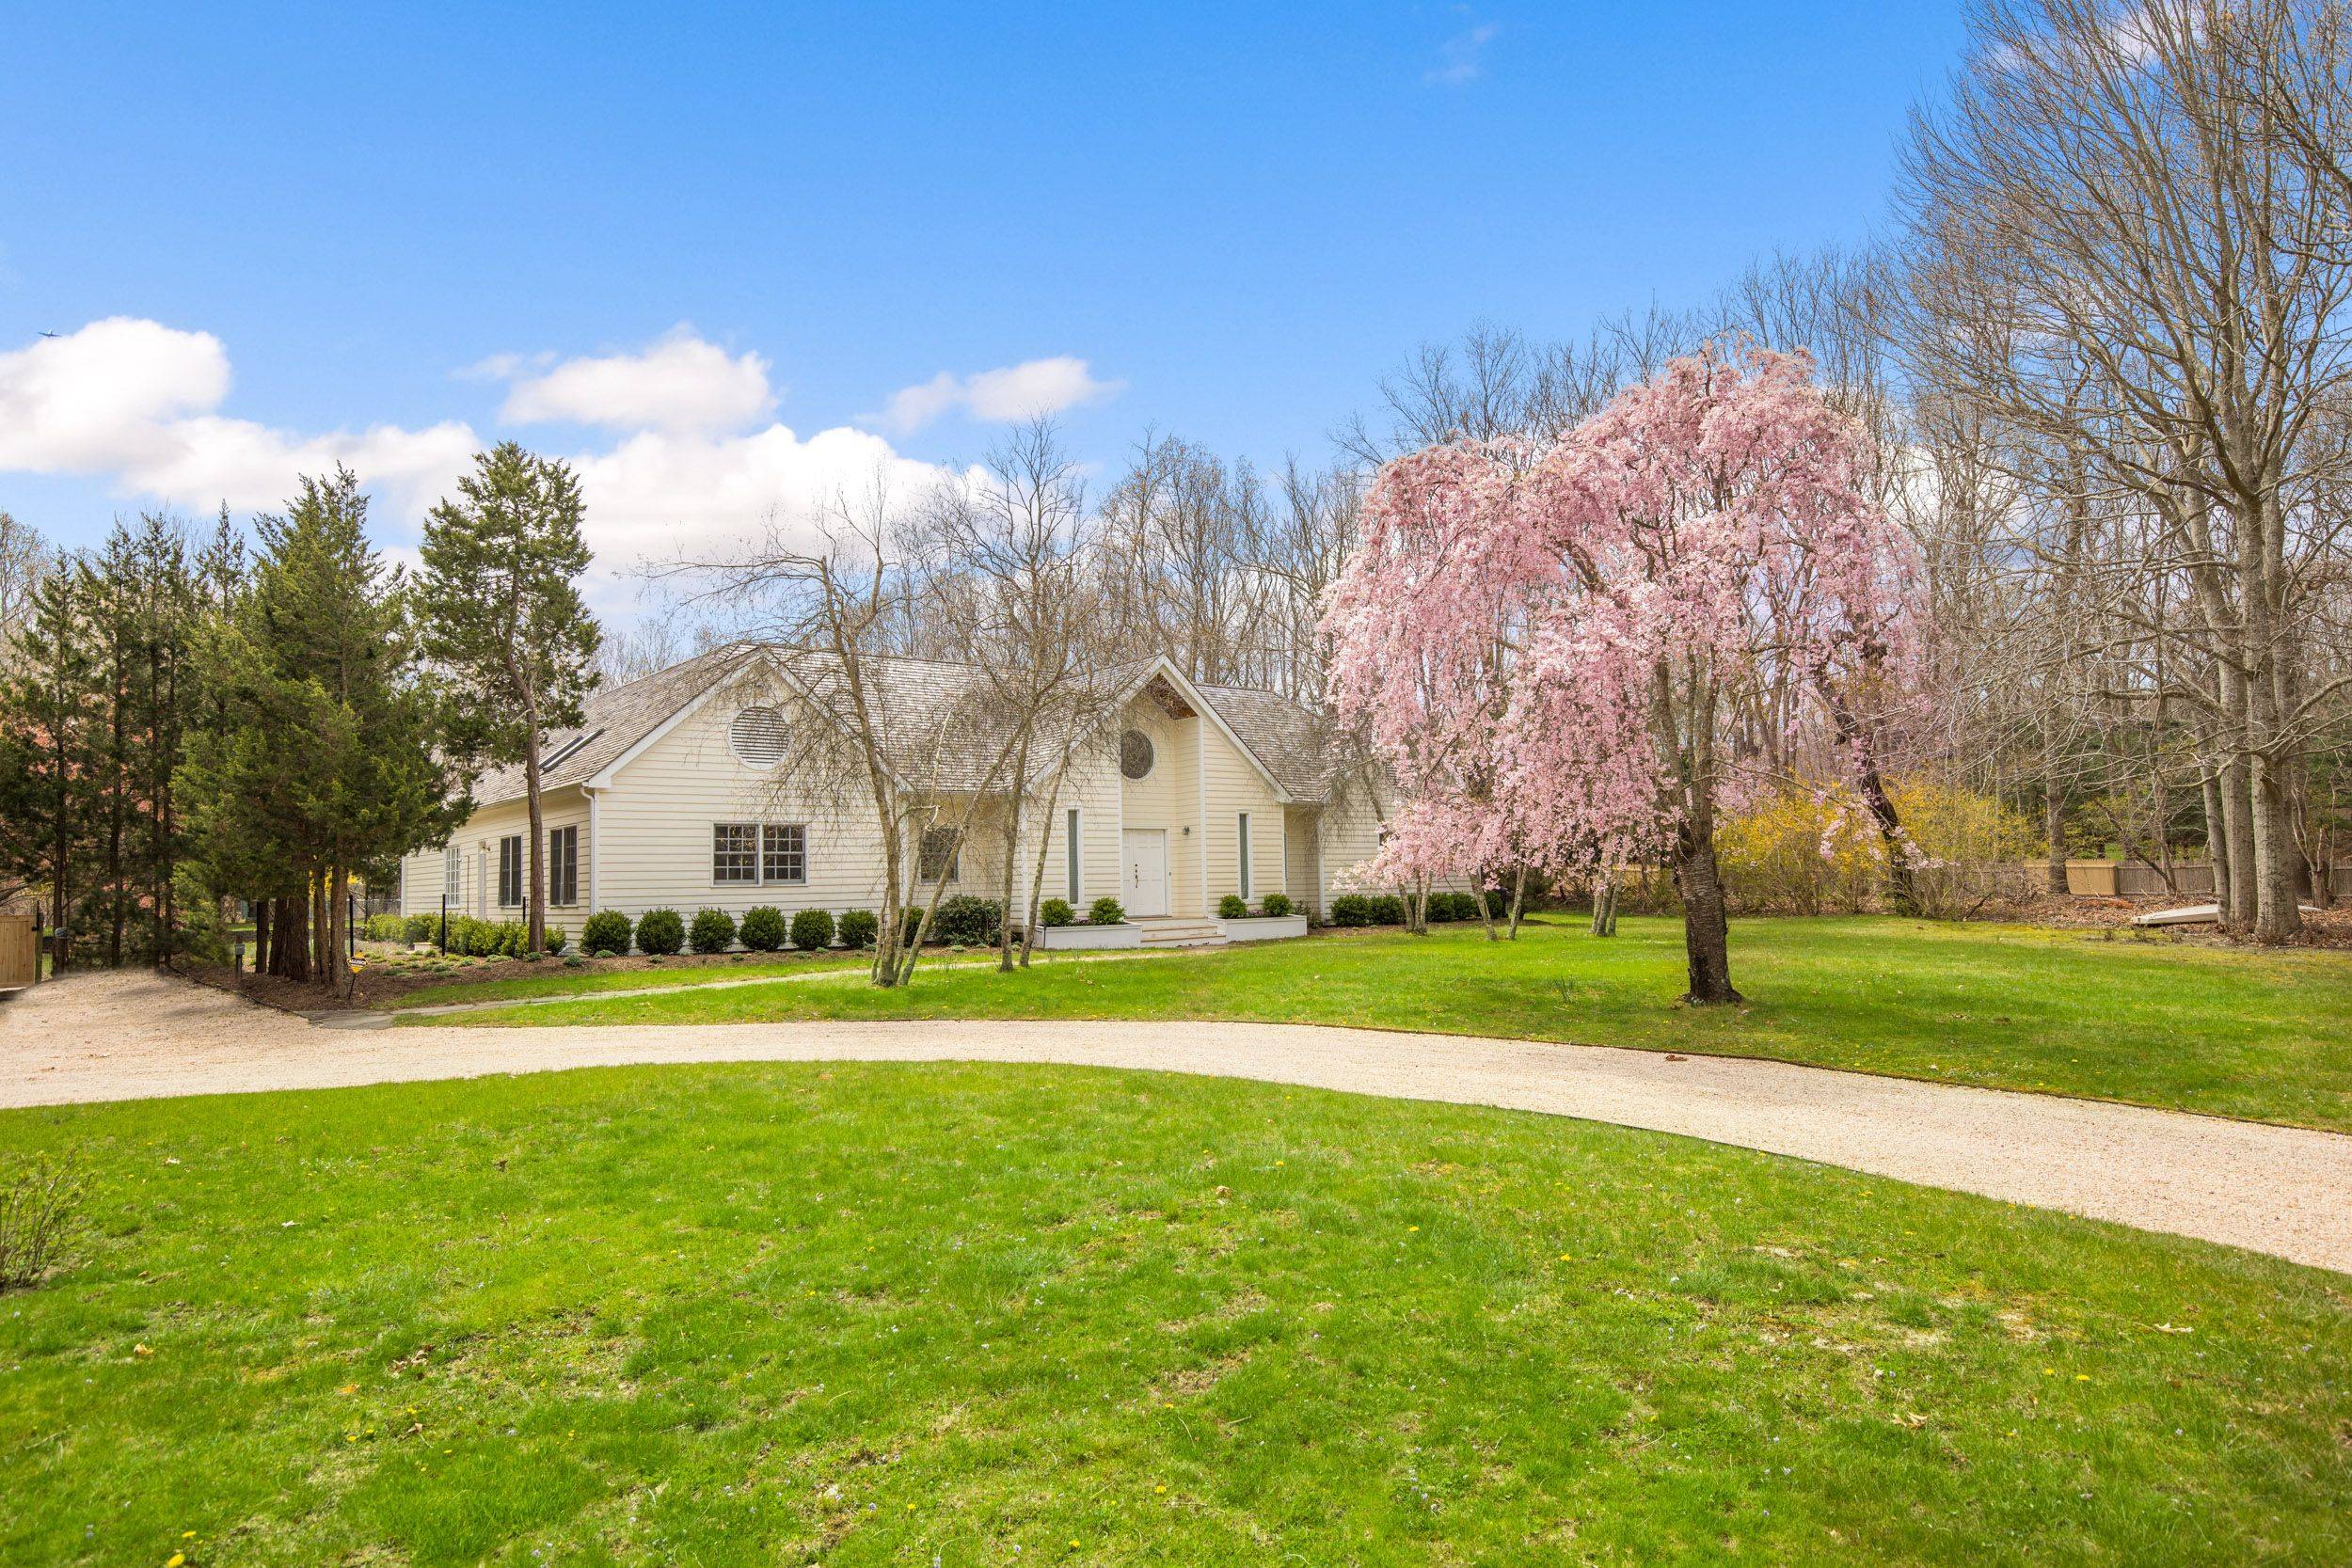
[415,442,600,952]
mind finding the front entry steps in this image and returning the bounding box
[1129,916,1229,948]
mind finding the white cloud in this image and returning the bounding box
[0,317,471,516]
[868,355,1120,435]
[0,318,971,614]
[494,325,776,436]
[1427,19,1499,86]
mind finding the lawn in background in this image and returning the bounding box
[416,917,2352,1132]
[3,1061,2345,1565]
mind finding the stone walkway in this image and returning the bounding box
[7,969,2348,1273]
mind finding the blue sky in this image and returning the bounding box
[0,1,1964,598]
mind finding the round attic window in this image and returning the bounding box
[1120,728,1155,781]
[729,705,789,768]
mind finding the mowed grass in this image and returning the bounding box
[3,1063,2346,1565]
[383,951,869,1010]
[417,917,2352,1132]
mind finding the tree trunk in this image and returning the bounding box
[1590,873,1619,937]
[2220,751,2258,937]
[325,865,349,988]
[2201,766,2231,923]
[1675,817,1740,1005]
[997,738,1029,974]
[2044,785,2068,897]
[2249,750,2303,942]
[1507,865,1528,939]
[253,897,271,976]
[1017,766,1071,969]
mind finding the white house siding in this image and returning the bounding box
[1199,718,1287,913]
[592,689,900,923]
[1282,804,1322,915]
[1034,739,1122,912]
[1114,696,1201,914]
[1315,781,1392,912]
[400,787,593,937]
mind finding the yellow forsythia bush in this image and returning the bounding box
[1720,777,2036,915]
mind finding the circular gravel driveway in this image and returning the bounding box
[7,969,2349,1274]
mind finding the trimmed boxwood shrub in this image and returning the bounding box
[403,911,437,944]
[690,908,737,954]
[837,909,879,949]
[580,910,632,956]
[634,908,685,956]
[1329,894,1373,927]
[545,927,568,955]
[1368,894,1406,926]
[441,915,530,957]
[932,894,1001,946]
[1039,897,1074,927]
[1088,895,1125,926]
[739,906,787,952]
[790,908,835,951]
[1217,894,1248,919]
[1261,892,1293,918]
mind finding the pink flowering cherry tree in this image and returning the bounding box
[1326,341,1915,1004]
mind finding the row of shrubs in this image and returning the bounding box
[1216,893,1295,919]
[574,906,882,958]
[360,911,570,957]
[1328,890,1492,927]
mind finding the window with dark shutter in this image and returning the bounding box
[548,826,579,906]
[498,835,524,908]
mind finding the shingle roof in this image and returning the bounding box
[469,644,1338,806]
[470,643,756,806]
[1192,682,1339,801]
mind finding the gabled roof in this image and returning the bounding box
[468,643,1340,807]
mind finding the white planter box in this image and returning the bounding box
[1035,922,1142,950]
[1216,913,1310,942]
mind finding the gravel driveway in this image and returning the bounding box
[7,969,2349,1274]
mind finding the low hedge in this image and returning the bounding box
[1088,895,1125,926]
[838,909,879,949]
[790,908,835,951]
[739,906,787,953]
[1261,892,1293,918]
[690,909,738,955]
[635,908,685,956]
[932,895,1001,946]
[1329,894,1372,927]
[1039,897,1074,927]
[1368,895,1406,926]
[581,910,633,956]
[1217,894,1248,919]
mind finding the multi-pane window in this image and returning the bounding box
[548,825,579,906]
[498,835,524,908]
[918,827,961,882]
[717,823,807,884]
[1237,813,1252,900]
[443,845,461,898]
[1066,808,1082,903]
[761,824,806,884]
[713,824,760,884]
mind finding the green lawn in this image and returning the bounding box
[414,917,2352,1132]
[383,951,869,1009]
[3,1063,2344,1565]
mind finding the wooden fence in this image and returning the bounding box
[0,912,38,990]
[2035,860,2351,899]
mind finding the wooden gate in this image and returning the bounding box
[0,913,37,991]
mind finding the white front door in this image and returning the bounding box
[1122,830,1168,916]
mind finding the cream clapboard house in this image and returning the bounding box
[399,644,1394,948]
